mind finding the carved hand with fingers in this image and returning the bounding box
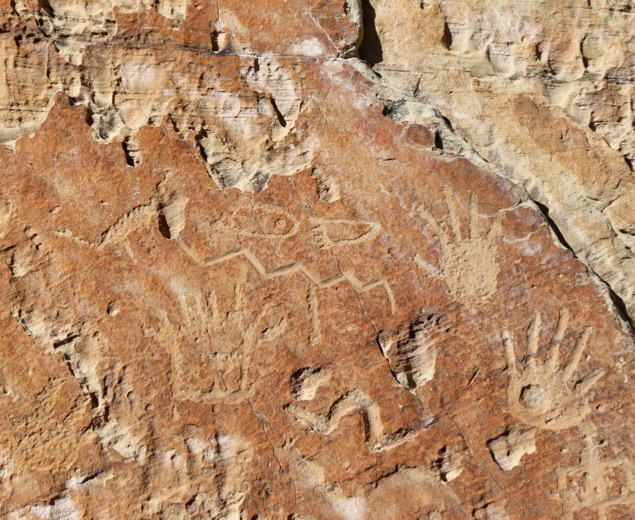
[502,308,604,431]
[415,188,501,301]
[171,283,287,404]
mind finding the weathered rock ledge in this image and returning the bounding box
[0,1,633,518]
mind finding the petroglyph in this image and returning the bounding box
[56,173,394,346]
[58,198,157,250]
[415,189,501,301]
[166,282,287,404]
[290,367,330,401]
[309,217,381,249]
[146,431,254,518]
[54,171,187,250]
[177,242,397,344]
[487,427,536,471]
[286,388,417,452]
[556,430,635,520]
[379,310,449,392]
[210,201,299,239]
[502,309,604,431]
[1,1,634,517]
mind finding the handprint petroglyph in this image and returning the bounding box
[159,283,287,405]
[502,308,603,431]
[415,189,501,301]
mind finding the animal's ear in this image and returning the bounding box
[159,192,188,240]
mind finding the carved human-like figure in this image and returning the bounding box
[415,188,501,301]
[502,308,603,431]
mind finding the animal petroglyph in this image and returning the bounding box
[502,308,603,431]
[379,310,449,392]
[415,189,501,301]
[165,283,287,404]
[56,174,396,345]
[309,217,381,249]
[54,171,188,251]
[205,208,390,344]
[556,430,635,519]
[210,201,299,239]
[487,427,536,471]
[286,388,416,452]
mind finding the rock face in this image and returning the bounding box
[0,1,633,518]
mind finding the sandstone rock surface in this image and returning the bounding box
[0,1,634,518]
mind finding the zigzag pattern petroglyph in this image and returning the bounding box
[52,173,396,345]
[177,242,397,314]
[177,241,396,344]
